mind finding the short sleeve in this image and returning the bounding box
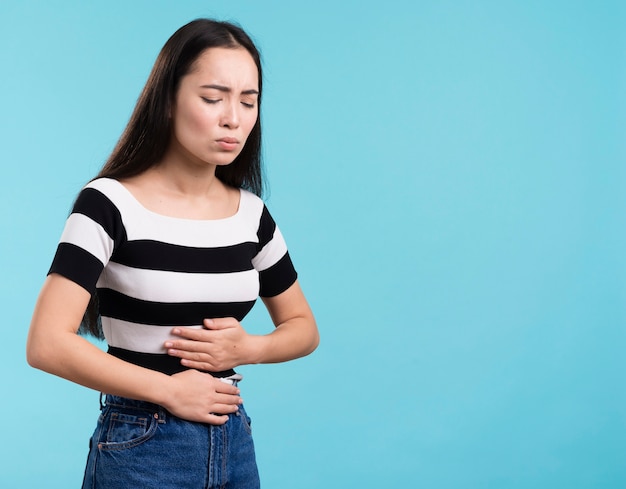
[252,206,298,297]
[48,186,126,294]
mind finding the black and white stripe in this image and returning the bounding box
[49,178,297,375]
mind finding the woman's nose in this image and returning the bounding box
[220,102,240,129]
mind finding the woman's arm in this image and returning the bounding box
[27,274,242,424]
[165,280,319,371]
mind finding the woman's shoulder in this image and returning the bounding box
[80,177,124,198]
[237,187,267,218]
[84,177,122,192]
[76,178,135,215]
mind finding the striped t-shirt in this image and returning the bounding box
[49,178,297,377]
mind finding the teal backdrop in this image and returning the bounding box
[1,0,624,487]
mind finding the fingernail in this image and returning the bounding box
[172,328,180,335]
[164,342,173,348]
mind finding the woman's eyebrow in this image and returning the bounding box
[200,84,259,95]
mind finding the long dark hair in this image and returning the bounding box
[81,19,264,338]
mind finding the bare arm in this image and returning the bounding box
[26,274,242,424]
[165,280,319,371]
[255,280,320,363]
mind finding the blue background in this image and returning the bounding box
[2,0,625,487]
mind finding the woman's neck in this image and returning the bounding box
[153,146,221,198]
[120,155,240,221]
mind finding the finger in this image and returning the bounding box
[214,393,243,405]
[165,345,219,368]
[181,360,236,372]
[178,359,219,371]
[167,349,211,364]
[203,318,238,330]
[169,327,211,341]
[205,413,230,425]
[211,403,240,415]
[165,338,215,353]
[214,382,241,395]
[171,353,236,372]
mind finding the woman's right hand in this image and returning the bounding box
[164,369,242,424]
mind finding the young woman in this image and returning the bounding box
[26,19,319,488]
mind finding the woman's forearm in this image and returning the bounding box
[246,316,319,365]
[27,274,242,424]
[27,328,171,404]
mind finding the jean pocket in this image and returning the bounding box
[98,410,159,451]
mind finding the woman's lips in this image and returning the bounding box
[216,137,239,151]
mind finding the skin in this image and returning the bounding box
[26,47,319,425]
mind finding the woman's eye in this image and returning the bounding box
[241,102,255,109]
[201,97,219,104]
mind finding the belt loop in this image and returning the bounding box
[99,392,106,410]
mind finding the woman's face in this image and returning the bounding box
[169,47,259,168]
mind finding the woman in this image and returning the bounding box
[26,19,319,488]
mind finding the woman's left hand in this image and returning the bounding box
[165,318,257,371]
[166,281,319,371]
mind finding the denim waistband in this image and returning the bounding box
[100,394,165,414]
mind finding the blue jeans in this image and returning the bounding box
[81,394,260,488]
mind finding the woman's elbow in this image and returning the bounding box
[26,334,47,370]
[26,345,43,370]
[306,321,320,355]
[26,329,57,372]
